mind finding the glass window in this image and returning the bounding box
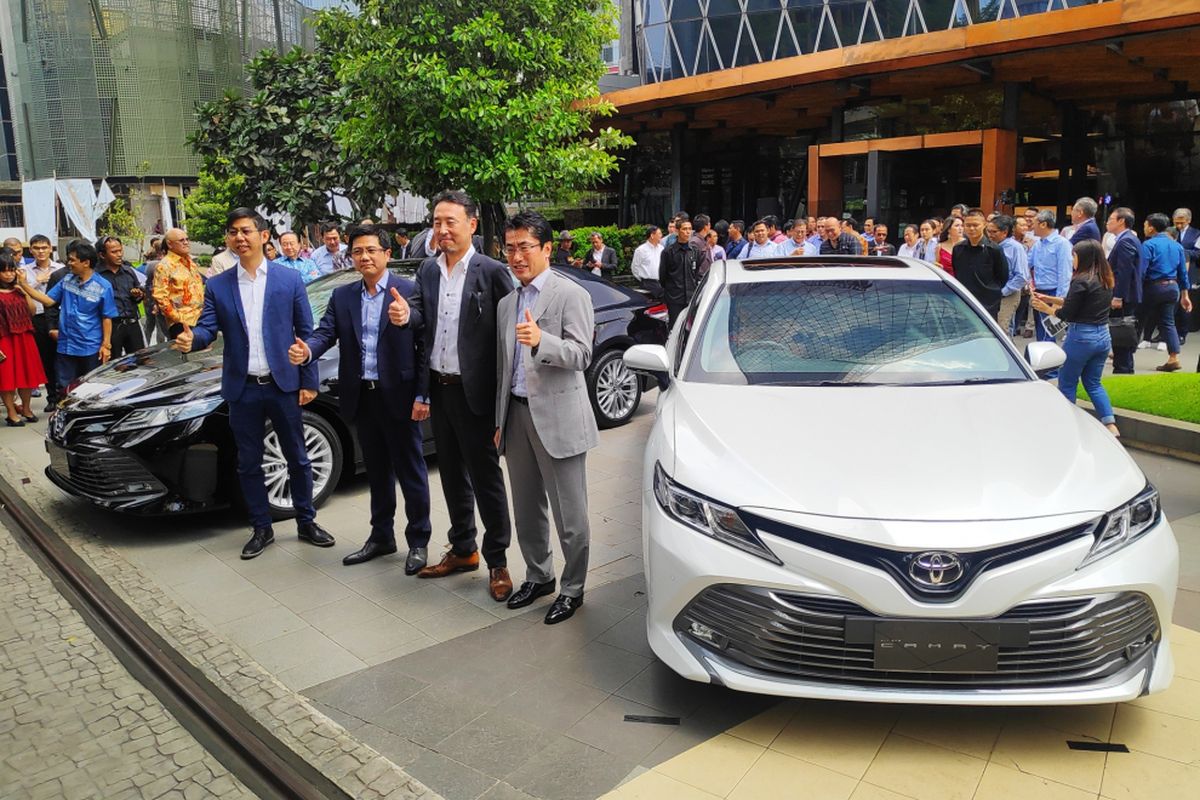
[305,270,360,319]
[684,279,1025,385]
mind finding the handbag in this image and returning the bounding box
[1108,314,1139,349]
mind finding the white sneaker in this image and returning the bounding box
[1157,342,1168,351]
[1137,341,1152,349]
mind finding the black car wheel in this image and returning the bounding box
[264,410,344,519]
[587,348,641,429]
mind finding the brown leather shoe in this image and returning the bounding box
[417,549,480,578]
[489,567,513,602]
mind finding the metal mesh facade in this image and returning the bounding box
[0,0,316,180]
[636,0,1105,82]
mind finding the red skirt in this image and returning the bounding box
[0,332,48,391]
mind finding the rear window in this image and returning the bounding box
[684,279,1025,386]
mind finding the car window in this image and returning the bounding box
[554,267,640,308]
[305,271,361,319]
[684,279,1025,386]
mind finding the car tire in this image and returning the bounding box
[587,348,642,429]
[263,410,344,520]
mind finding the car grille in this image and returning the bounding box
[676,585,1159,690]
[48,409,121,446]
[48,445,166,500]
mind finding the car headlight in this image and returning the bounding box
[110,397,223,433]
[1080,484,1161,567]
[653,462,781,565]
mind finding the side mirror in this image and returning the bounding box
[1025,341,1066,375]
[624,344,670,374]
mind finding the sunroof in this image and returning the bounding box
[738,256,914,270]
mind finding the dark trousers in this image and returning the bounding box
[1140,282,1182,355]
[55,353,100,396]
[667,302,686,330]
[1112,304,1137,374]
[228,380,315,530]
[30,315,57,400]
[110,319,145,358]
[429,380,511,568]
[356,384,431,548]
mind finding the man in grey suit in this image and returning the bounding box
[495,211,598,624]
[584,232,618,280]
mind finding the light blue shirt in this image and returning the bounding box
[742,241,786,260]
[275,255,320,284]
[312,243,347,276]
[999,236,1030,296]
[1029,231,1073,296]
[360,281,386,381]
[511,269,551,398]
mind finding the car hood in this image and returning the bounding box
[668,381,1144,523]
[63,341,225,410]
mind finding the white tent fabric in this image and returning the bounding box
[21,179,57,240]
[95,180,116,221]
[158,184,173,231]
[56,179,102,241]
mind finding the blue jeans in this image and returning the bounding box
[1142,281,1181,355]
[1058,323,1115,424]
[228,380,315,529]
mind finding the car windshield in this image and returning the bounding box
[306,271,361,319]
[684,279,1026,386]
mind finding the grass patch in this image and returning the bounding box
[1076,373,1200,424]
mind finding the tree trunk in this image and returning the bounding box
[480,200,506,260]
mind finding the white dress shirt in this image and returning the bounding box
[237,259,270,377]
[511,269,551,398]
[630,241,663,280]
[897,242,918,258]
[23,261,62,315]
[430,246,474,375]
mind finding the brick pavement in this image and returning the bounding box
[0,521,256,800]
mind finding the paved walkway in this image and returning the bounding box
[0,522,255,800]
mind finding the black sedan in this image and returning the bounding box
[44,263,667,518]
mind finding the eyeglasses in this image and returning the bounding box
[226,227,259,237]
[503,242,543,256]
[350,247,387,257]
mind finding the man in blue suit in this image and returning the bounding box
[1106,207,1145,374]
[1068,197,1102,245]
[289,224,432,572]
[176,208,335,559]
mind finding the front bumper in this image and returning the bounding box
[643,495,1178,705]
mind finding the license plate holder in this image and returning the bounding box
[46,442,70,475]
[845,618,1030,673]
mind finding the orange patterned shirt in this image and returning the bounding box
[153,251,205,326]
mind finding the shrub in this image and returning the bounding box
[559,224,653,274]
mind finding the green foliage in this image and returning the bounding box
[188,45,403,229]
[1076,373,1200,424]
[97,194,144,250]
[314,0,633,218]
[560,224,652,274]
[183,162,246,247]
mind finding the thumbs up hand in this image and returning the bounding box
[515,308,541,348]
[288,336,309,365]
[388,287,410,326]
[174,322,194,353]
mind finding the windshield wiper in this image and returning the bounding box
[910,377,1024,386]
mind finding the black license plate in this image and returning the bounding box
[845,618,1030,673]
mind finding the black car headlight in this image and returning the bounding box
[110,397,223,433]
[1080,484,1161,568]
[653,462,781,565]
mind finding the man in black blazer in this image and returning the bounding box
[290,224,432,572]
[388,190,515,603]
[1106,207,1145,374]
[584,232,617,280]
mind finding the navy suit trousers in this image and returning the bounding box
[228,380,315,529]
[356,384,431,547]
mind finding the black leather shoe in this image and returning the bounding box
[241,527,274,560]
[405,547,428,575]
[544,593,583,625]
[342,541,397,566]
[297,521,335,547]
[507,579,557,610]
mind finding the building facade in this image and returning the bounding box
[606,0,1200,232]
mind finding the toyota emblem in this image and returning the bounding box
[908,551,965,587]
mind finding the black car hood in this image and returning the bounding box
[64,341,225,410]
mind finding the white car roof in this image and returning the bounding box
[718,255,946,284]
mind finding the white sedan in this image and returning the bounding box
[624,255,1177,705]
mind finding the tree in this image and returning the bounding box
[97,193,145,256]
[183,162,246,247]
[314,0,632,249]
[188,45,404,230]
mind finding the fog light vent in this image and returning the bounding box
[688,621,728,649]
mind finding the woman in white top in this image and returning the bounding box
[914,220,939,263]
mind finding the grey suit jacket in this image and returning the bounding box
[496,269,598,459]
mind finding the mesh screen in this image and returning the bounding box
[6,0,314,179]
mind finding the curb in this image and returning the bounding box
[1080,401,1200,464]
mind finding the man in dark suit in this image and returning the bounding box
[1106,207,1145,374]
[289,224,432,572]
[176,207,334,559]
[583,232,617,280]
[394,230,412,260]
[387,190,515,602]
[1068,197,1102,244]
